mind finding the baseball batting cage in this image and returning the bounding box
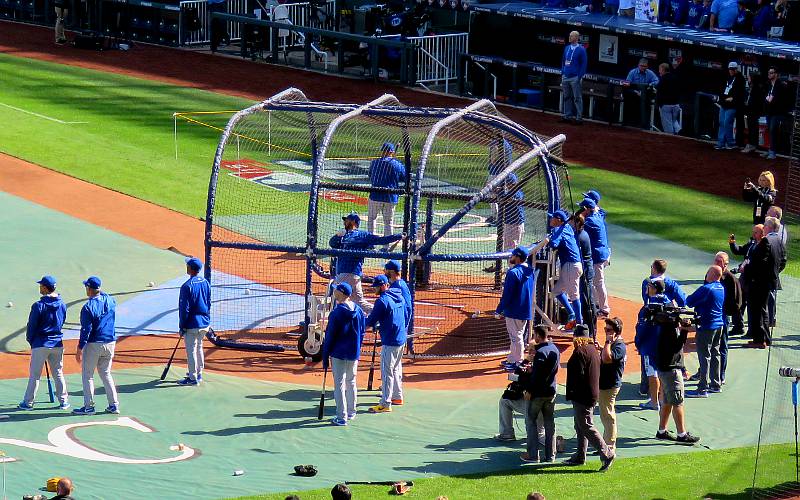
[203,87,569,359]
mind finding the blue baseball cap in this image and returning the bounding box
[512,246,529,259]
[83,276,102,289]
[342,212,361,226]
[548,209,569,221]
[335,282,352,296]
[578,198,597,210]
[381,142,396,153]
[506,173,518,184]
[185,257,203,271]
[582,190,601,203]
[384,260,401,272]
[371,275,389,287]
[37,275,56,288]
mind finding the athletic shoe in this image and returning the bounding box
[59,401,71,410]
[72,406,96,416]
[597,311,609,319]
[760,150,771,158]
[520,453,538,463]
[347,413,357,421]
[721,378,726,385]
[106,404,120,414]
[685,390,708,398]
[330,417,347,426]
[177,377,198,386]
[494,434,517,442]
[766,153,777,160]
[708,386,722,393]
[563,456,585,466]
[17,401,33,410]
[599,453,615,472]
[55,38,67,45]
[724,145,738,150]
[656,430,677,441]
[676,432,701,444]
[741,145,756,153]
[368,405,392,413]
[713,145,723,150]
[391,399,404,406]
[639,400,660,410]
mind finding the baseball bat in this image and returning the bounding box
[367,329,378,391]
[317,364,328,420]
[44,361,54,403]
[160,335,183,381]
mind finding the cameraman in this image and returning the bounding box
[635,279,666,411]
[520,325,560,463]
[685,265,725,398]
[652,306,701,444]
[496,343,545,447]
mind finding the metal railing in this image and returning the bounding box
[408,32,467,93]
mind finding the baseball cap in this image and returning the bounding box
[37,275,56,288]
[578,198,597,210]
[384,260,401,272]
[728,61,738,69]
[506,173,518,184]
[573,324,590,338]
[335,282,353,296]
[548,209,569,221]
[83,276,102,289]
[381,142,396,153]
[581,190,601,203]
[185,257,203,271]
[371,275,389,287]
[512,246,530,259]
[342,212,361,226]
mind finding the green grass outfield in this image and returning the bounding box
[229,443,795,500]
[0,53,795,275]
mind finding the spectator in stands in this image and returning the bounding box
[732,0,754,32]
[626,58,660,85]
[657,63,682,134]
[763,67,791,159]
[742,70,765,154]
[715,62,745,150]
[710,0,739,29]
[519,326,559,463]
[53,0,67,45]
[753,0,776,36]
[730,224,765,336]
[51,478,75,500]
[599,317,626,453]
[331,483,351,500]
[618,0,635,15]
[668,0,690,24]
[697,0,714,28]
[742,171,776,224]
[686,0,707,27]
[625,58,659,128]
[685,265,725,398]
[561,31,587,125]
[208,0,229,52]
[605,0,620,15]
[773,0,791,37]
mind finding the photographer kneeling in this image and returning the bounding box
[496,341,546,448]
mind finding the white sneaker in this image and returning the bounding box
[741,145,756,153]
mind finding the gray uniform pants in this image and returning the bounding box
[184,328,208,381]
[331,357,358,420]
[23,346,67,405]
[380,344,403,407]
[82,341,119,408]
[335,273,372,313]
[571,401,612,462]
[367,200,396,237]
[526,395,556,461]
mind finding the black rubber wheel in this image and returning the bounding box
[297,330,323,362]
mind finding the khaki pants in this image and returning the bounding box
[184,327,208,382]
[55,6,67,41]
[598,386,620,450]
[81,341,119,408]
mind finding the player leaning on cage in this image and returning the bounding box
[544,210,583,331]
[177,257,211,386]
[368,142,406,238]
[329,212,405,314]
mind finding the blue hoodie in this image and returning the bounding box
[583,211,610,263]
[179,275,211,330]
[549,223,581,264]
[640,275,687,306]
[329,230,403,276]
[501,190,526,226]
[634,295,668,357]
[686,281,725,331]
[496,263,534,320]
[79,292,116,349]
[390,278,412,329]
[321,301,366,369]
[368,156,406,204]
[27,294,66,349]
[366,288,407,346]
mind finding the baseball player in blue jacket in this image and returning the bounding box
[366,275,407,413]
[368,142,406,237]
[178,257,211,386]
[19,275,69,410]
[496,247,534,369]
[546,210,583,330]
[330,212,404,313]
[579,198,612,317]
[321,282,366,426]
[487,135,513,225]
[74,276,119,415]
[640,259,687,306]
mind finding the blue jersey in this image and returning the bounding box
[549,223,581,264]
[179,275,211,330]
[27,295,66,349]
[390,278,412,329]
[496,263,534,320]
[641,275,687,306]
[330,230,403,276]
[488,138,513,176]
[321,302,366,369]
[368,156,406,204]
[686,281,725,330]
[686,1,705,25]
[583,211,610,263]
[79,292,116,349]
[670,0,689,23]
[501,190,526,225]
[366,288,407,346]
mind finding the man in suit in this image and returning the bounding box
[746,217,786,348]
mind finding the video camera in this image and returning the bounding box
[643,303,696,327]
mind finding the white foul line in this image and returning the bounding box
[0,101,88,124]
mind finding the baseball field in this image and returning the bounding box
[0,21,798,500]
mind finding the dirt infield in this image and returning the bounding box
[0,152,645,389]
[0,21,788,202]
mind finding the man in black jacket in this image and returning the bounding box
[746,216,787,347]
[573,214,596,339]
[565,324,614,471]
[520,325,560,463]
[715,62,746,150]
[729,224,764,336]
[763,67,792,159]
[657,62,683,134]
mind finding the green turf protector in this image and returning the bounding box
[0,192,184,352]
